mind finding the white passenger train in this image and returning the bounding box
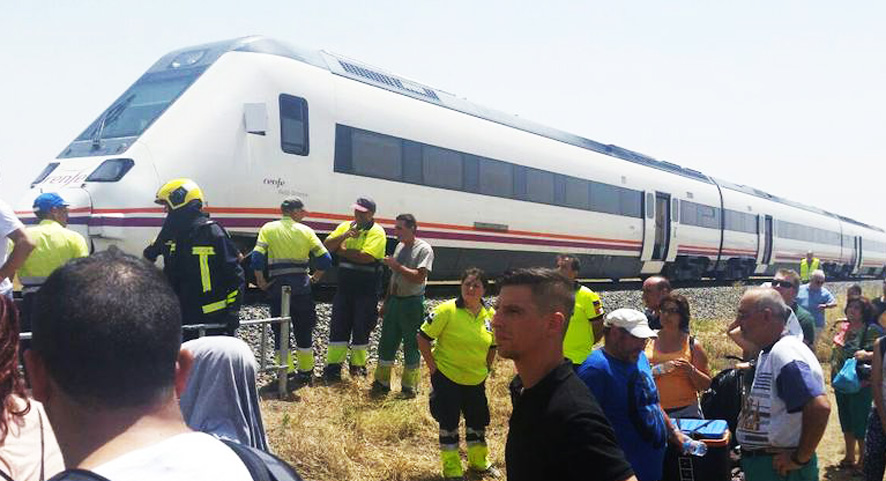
[16,36,886,281]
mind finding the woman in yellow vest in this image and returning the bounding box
[417,267,497,480]
[645,293,711,418]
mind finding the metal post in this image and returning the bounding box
[259,314,268,373]
[278,285,291,397]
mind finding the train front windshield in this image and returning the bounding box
[72,67,205,144]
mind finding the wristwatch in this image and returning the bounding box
[790,450,811,466]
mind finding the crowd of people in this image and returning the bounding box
[1,184,886,481]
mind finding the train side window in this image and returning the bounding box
[403,141,423,184]
[479,157,513,198]
[525,168,554,204]
[620,189,642,218]
[279,94,309,156]
[463,155,480,193]
[672,199,679,222]
[592,182,620,215]
[423,145,463,190]
[562,176,590,210]
[352,129,403,180]
[645,192,655,219]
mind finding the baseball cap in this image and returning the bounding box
[33,193,70,213]
[281,197,305,211]
[351,197,376,213]
[604,308,658,339]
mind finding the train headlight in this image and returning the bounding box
[86,158,135,182]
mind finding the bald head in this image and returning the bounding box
[642,276,671,311]
[737,287,789,347]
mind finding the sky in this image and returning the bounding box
[1,1,884,227]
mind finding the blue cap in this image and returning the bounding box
[33,193,70,212]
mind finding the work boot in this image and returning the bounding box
[322,364,342,383]
[288,370,313,386]
[370,380,390,396]
[349,365,368,377]
[401,384,417,399]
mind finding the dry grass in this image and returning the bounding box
[262,362,517,481]
[262,282,882,481]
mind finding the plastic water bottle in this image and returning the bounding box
[652,361,676,376]
[682,438,708,457]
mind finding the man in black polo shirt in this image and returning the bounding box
[492,268,636,481]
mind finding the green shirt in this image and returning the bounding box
[563,284,604,365]
[420,298,495,385]
[792,303,816,348]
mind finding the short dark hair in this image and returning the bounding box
[847,284,863,299]
[395,213,417,231]
[31,249,183,409]
[497,268,575,333]
[845,296,876,324]
[660,293,691,333]
[557,254,581,273]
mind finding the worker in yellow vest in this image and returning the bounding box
[556,254,605,366]
[252,197,332,385]
[323,197,387,381]
[18,193,89,334]
[799,250,820,283]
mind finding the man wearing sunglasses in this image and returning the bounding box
[770,270,815,348]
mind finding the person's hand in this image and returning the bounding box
[310,272,323,284]
[257,278,274,291]
[382,256,399,269]
[672,359,695,375]
[344,227,360,239]
[772,451,802,477]
[428,362,437,376]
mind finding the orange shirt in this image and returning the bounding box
[645,336,698,410]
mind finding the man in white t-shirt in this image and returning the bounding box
[0,198,34,299]
[735,288,831,480]
[24,250,254,481]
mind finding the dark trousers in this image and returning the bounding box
[270,290,317,351]
[429,370,490,433]
[329,289,378,354]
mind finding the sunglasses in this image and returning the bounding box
[770,280,795,289]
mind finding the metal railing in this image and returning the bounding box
[20,285,295,399]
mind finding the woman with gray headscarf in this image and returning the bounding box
[180,336,269,452]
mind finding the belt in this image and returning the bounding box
[339,261,379,273]
[741,448,793,458]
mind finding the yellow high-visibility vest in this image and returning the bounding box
[799,257,820,282]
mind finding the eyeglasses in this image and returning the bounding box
[770,280,795,289]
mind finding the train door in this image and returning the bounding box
[640,191,672,274]
[755,214,774,274]
[855,236,863,273]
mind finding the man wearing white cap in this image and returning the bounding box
[577,308,686,481]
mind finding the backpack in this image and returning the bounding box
[47,440,303,481]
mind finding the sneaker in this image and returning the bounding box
[370,380,390,395]
[349,365,368,377]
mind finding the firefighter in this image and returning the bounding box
[144,178,244,340]
[322,197,387,381]
[251,197,332,384]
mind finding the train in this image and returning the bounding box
[15,36,886,281]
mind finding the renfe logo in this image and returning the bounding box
[263,177,286,188]
[45,171,88,186]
